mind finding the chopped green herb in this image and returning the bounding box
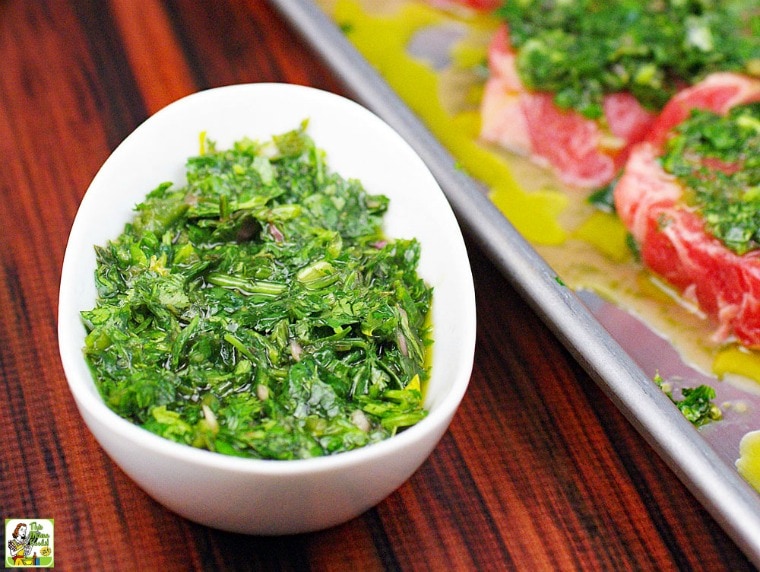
[654,373,722,426]
[497,0,759,118]
[625,232,641,262]
[82,122,433,460]
[587,180,617,213]
[660,102,760,254]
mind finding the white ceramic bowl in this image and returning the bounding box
[58,83,476,535]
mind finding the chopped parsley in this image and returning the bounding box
[587,180,617,212]
[654,373,722,427]
[81,123,433,460]
[497,0,759,118]
[660,102,760,254]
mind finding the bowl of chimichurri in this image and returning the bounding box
[58,83,476,534]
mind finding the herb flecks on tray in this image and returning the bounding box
[655,373,722,427]
[81,123,433,460]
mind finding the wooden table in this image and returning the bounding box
[0,1,755,569]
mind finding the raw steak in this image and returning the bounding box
[479,24,657,189]
[614,73,760,347]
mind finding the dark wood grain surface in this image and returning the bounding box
[0,1,755,570]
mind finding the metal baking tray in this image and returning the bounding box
[269,0,760,563]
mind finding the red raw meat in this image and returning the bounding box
[614,73,760,347]
[646,72,760,148]
[479,24,657,189]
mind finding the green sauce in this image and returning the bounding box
[82,123,432,460]
[661,102,760,254]
[498,0,759,118]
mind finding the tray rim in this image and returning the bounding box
[269,0,760,564]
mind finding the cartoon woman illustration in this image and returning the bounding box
[7,523,32,566]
